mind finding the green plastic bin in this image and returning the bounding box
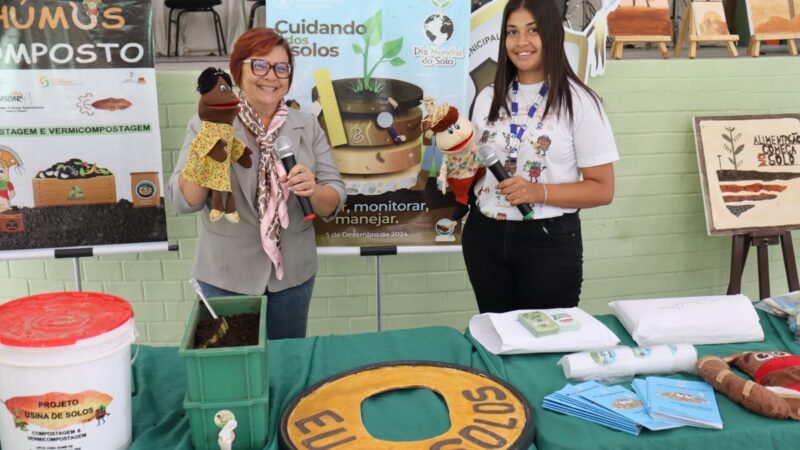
[183,392,269,450]
[178,295,268,402]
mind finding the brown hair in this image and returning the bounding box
[229,27,294,88]
[488,0,600,123]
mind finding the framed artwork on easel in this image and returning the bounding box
[607,0,673,59]
[694,114,800,299]
[675,0,739,58]
[694,114,800,235]
[744,0,800,56]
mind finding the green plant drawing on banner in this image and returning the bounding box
[722,126,743,170]
[431,0,453,9]
[351,10,405,94]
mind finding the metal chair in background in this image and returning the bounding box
[166,0,227,56]
[248,0,266,29]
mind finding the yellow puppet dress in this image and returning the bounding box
[182,121,246,221]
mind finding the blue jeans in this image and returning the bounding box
[197,276,315,340]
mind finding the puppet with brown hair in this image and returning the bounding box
[697,350,800,420]
[182,67,252,223]
[422,98,485,220]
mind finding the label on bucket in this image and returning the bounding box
[2,390,113,446]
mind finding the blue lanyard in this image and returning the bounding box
[509,80,548,161]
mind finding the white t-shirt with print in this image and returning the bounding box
[470,81,619,221]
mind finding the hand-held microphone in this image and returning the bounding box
[274,136,316,220]
[477,144,534,221]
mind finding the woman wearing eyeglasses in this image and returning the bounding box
[167,28,345,339]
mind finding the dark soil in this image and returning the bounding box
[193,313,260,349]
[0,199,167,250]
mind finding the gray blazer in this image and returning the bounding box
[166,109,346,295]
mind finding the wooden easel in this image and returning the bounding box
[748,33,800,57]
[674,0,739,58]
[727,230,800,300]
[611,35,671,59]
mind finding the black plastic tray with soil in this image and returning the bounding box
[193,313,260,349]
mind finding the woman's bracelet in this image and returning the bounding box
[541,183,548,207]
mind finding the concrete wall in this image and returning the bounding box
[2,56,799,345]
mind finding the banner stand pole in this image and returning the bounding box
[54,244,180,293]
[376,255,382,331]
[72,257,83,291]
[360,246,398,332]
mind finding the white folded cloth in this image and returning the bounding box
[469,307,620,355]
[559,344,698,380]
[609,294,764,346]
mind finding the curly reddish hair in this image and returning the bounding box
[430,106,459,133]
[229,27,294,88]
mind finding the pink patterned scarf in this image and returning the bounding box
[237,92,290,279]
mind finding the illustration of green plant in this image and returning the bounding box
[432,0,453,9]
[351,10,405,94]
[722,126,743,170]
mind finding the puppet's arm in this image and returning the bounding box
[230,137,253,169]
[437,162,448,195]
[697,355,800,420]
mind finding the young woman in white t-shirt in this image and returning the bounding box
[464,0,619,313]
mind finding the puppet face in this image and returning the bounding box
[198,76,240,124]
[734,351,792,375]
[0,164,7,181]
[435,115,474,153]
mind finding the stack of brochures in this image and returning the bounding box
[755,291,800,342]
[638,376,723,429]
[542,381,685,435]
[544,377,723,434]
[755,291,799,318]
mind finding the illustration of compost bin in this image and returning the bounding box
[33,158,116,207]
[312,10,424,196]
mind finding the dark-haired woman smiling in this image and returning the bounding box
[167,28,345,339]
[465,0,619,313]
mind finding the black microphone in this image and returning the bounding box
[477,144,534,220]
[274,136,316,220]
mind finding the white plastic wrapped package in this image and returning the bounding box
[608,294,764,346]
[558,344,698,381]
[468,307,620,355]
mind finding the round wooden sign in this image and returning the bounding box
[280,361,534,450]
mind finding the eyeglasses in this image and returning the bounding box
[243,59,292,78]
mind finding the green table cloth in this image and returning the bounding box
[126,311,800,449]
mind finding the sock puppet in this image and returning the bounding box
[182,67,252,223]
[422,98,485,221]
[697,350,800,420]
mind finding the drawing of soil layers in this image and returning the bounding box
[695,115,800,235]
[312,10,424,197]
[608,0,672,36]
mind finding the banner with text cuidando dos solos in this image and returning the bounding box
[268,0,471,247]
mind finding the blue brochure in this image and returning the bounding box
[646,376,723,429]
[580,384,685,431]
[543,382,640,435]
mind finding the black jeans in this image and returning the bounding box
[462,210,583,313]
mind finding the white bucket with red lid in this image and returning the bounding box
[0,292,136,450]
